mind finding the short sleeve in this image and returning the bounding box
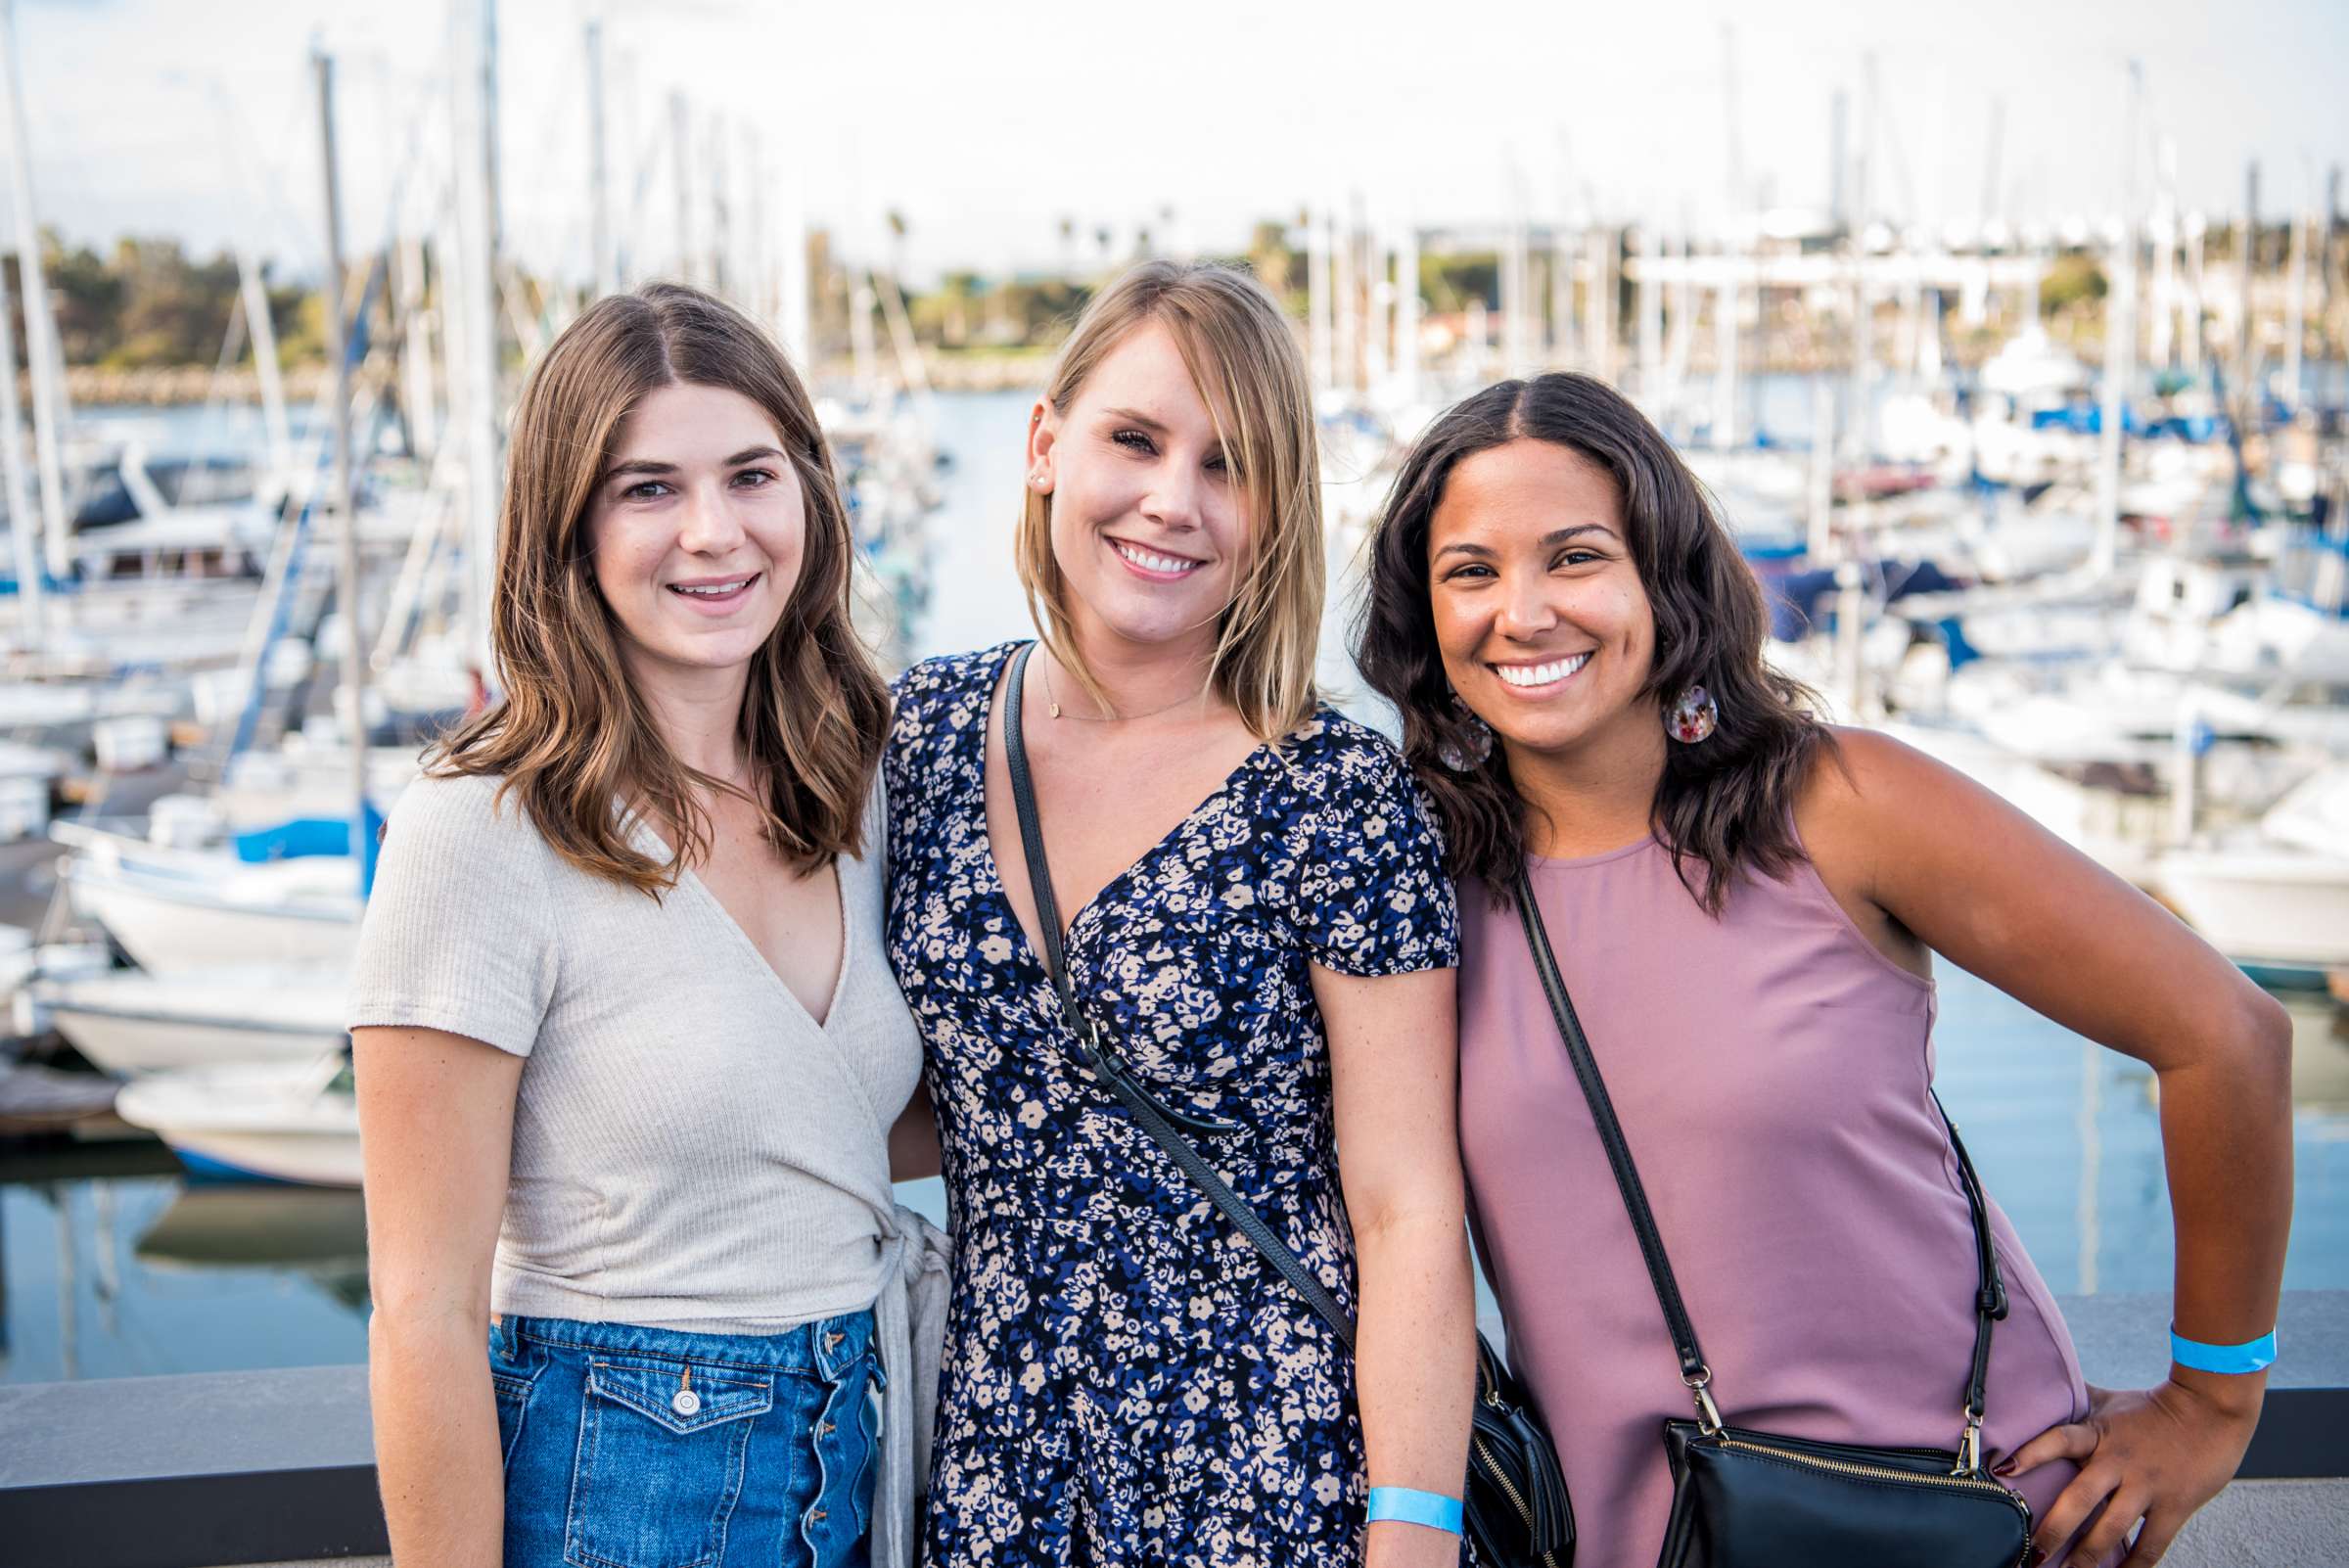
[1293,727,1461,976]
[345,772,559,1056]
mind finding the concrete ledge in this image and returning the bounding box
[2055,1292,2349,1481]
[2163,1480,2349,1567]
[0,1366,386,1568]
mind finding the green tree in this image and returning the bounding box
[2039,254,2107,319]
[1422,251,1499,314]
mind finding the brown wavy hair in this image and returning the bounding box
[1354,373,1830,913]
[1017,260,1322,741]
[429,282,888,893]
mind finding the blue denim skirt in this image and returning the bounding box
[490,1309,881,1568]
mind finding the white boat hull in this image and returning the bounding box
[153,1127,364,1187]
[65,862,359,973]
[48,1001,345,1077]
[115,1061,361,1188]
[37,965,349,1076]
[2156,850,2349,966]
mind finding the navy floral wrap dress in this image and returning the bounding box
[883,643,1460,1568]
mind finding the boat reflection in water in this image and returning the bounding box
[133,1182,372,1314]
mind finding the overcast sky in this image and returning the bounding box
[14,0,2349,283]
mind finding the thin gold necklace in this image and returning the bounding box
[1038,651,1206,722]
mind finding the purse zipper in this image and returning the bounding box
[1469,1434,1561,1568]
[1713,1436,2030,1510]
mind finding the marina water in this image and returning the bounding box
[2,389,2343,1385]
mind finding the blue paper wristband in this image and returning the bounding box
[2170,1326,2278,1375]
[1366,1486,1465,1534]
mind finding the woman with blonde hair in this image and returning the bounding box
[350,281,944,1568]
[884,259,1476,1567]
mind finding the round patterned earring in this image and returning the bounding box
[1437,691,1495,771]
[1665,684,1719,744]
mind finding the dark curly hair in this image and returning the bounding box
[1352,373,1830,913]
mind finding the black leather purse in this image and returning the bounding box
[1510,863,2035,1568]
[1000,644,1573,1567]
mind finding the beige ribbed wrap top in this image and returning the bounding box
[347,769,945,1568]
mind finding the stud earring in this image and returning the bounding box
[1437,691,1494,771]
[1665,684,1719,744]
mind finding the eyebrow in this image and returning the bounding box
[601,445,786,484]
[1433,523,1616,561]
[1098,406,1170,435]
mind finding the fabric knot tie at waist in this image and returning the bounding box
[869,1201,951,1568]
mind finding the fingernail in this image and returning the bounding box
[1993,1459,2016,1476]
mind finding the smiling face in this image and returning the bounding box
[1427,438,1663,768]
[1028,318,1247,663]
[586,381,806,692]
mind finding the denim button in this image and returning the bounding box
[670,1387,702,1416]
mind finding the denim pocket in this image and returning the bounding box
[565,1356,776,1568]
[487,1326,544,1469]
[490,1371,533,1467]
[850,1361,882,1540]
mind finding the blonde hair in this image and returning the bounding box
[429,282,889,893]
[1017,260,1323,740]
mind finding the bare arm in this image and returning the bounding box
[1315,962,1476,1568]
[1807,730,2292,1566]
[354,1025,528,1568]
[888,1080,943,1182]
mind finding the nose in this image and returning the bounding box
[1495,568,1557,640]
[1137,459,1204,532]
[676,476,748,556]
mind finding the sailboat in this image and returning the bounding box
[33,963,350,1076]
[2155,765,2349,979]
[114,1053,361,1187]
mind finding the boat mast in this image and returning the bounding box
[2283,200,2308,414]
[1636,224,1662,403]
[1336,198,1359,392]
[457,0,501,688]
[1307,207,1332,396]
[586,17,614,300]
[1392,215,1420,406]
[0,228,41,642]
[1845,53,1876,463]
[237,248,294,481]
[2092,60,2141,581]
[314,48,371,892]
[0,0,69,589]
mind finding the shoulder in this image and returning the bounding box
[1280,706,1406,773]
[1793,725,2003,894]
[888,643,1020,751]
[1279,708,1425,807]
[890,642,1021,720]
[381,769,554,870]
[1796,726,1975,833]
[1271,708,1448,855]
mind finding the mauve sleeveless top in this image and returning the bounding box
[1460,834,2091,1568]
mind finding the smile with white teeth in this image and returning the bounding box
[1494,652,1592,688]
[1111,540,1203,576]
[668,576,758,597]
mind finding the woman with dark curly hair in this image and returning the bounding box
[1354,372,2290,1568]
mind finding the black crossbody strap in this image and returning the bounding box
[1511,865,1711,1384]
[1510,864,2004,1429]
[1002,643,1357,1351]
[1938,1089,2009,1427]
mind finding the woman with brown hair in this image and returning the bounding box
[1354,371,2291,1567]
[883,260,1475,1566]
[348,282,944,1568]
